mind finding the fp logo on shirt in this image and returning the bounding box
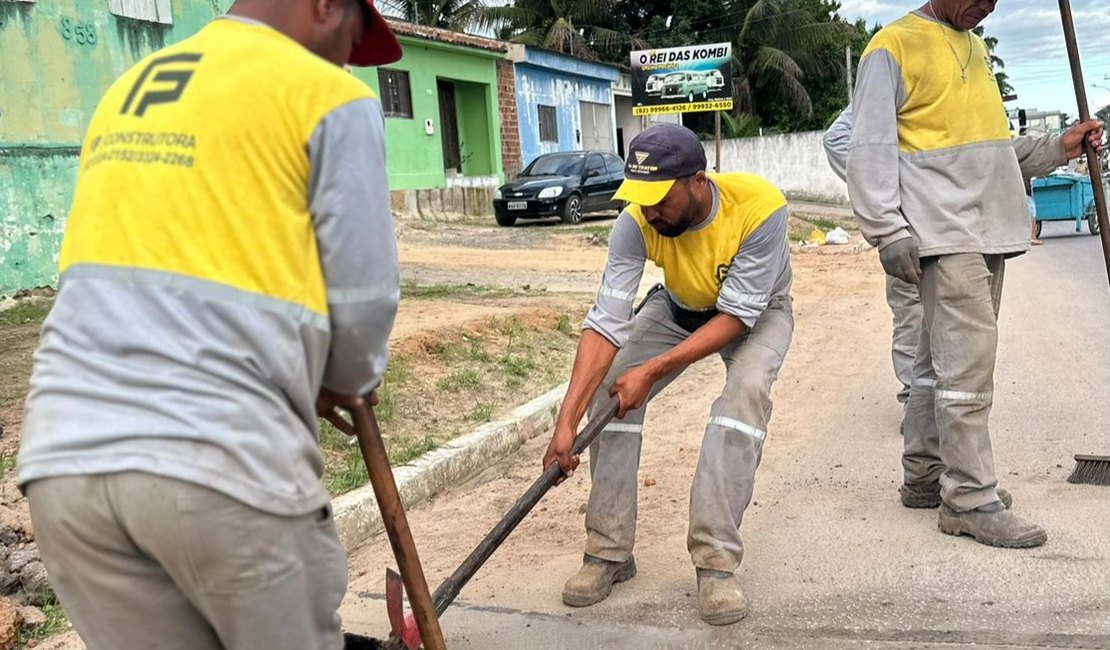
[716,263,730,285]
[121,53,203,117]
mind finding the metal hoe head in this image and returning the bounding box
[386,568,423,649]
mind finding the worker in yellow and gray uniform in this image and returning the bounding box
[543,123,793,626]
[18,1,403,648]
[848,0,1102,548]
[824,104,1071,418]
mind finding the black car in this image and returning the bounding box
[493,151,625,226]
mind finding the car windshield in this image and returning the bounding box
[665,73,686,82]
[523,154,585,177]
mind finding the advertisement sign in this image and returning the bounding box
[630,43,733,116]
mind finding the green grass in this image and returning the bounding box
[805,217,844,231]
[578,224,613,236]
[318,358,414,494]
[432,337,491,363]
[499,354,535,378]
[555,315,574,336]
[0,302,51,326]
[388,435,438,466]
[467,402,495,422]
[0,450,16,480]
[401,282,528,301]
[18,598,69,645]
[436,368,481,392]
[375,359,410,425]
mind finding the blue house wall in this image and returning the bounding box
[511,47,619,169]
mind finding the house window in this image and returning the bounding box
[538,105,558,143]
[378,69,413,119]
[109,0,173,24]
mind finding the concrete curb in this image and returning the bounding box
[332,383,566,550]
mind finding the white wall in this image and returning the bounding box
[703,131,850,205]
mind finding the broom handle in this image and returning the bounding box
[1058,0,1110,288]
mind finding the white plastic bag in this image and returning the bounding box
[825,227,850,245]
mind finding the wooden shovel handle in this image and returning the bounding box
[350,403,446,650]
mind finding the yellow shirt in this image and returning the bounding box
[626,173,786,310]
[62,17,375,316]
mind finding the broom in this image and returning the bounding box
[1058,0,1110,486]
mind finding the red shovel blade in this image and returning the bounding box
[385,568,423,650]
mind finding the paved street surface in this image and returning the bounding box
[341,220,1110,650]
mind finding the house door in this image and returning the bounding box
[579,101,614,152]
[437,80,462,173]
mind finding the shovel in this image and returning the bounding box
[377,395,621,649]
[331,402,446,650]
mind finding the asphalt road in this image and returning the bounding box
[343,222,1110,650]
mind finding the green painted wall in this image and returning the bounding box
[0,0,221,296]
[353,36,503,191]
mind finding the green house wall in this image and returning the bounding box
[352,35,503,191]
[0,0,223,295]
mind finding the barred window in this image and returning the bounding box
[538,105,558,142]
[378,69,413,119]
[109,0,172,24]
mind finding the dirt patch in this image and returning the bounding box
[320,302,588,495]
[0,324,40,457]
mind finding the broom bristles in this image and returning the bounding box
[1067,455,1110,486]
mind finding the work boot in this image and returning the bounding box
[562,554,636,607]
[937,502,1047,548]
[900,482,1012,510]
[695,568,750,626]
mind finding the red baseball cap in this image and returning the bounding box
[349,0,402,66]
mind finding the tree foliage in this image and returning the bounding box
[973,26,1014,97]
[383,0,489,32]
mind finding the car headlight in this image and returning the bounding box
[538,186,563,199]
[494,188,503,200]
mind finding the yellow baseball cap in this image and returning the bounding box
[613,123,707,207]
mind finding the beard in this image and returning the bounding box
[653,192,702,238]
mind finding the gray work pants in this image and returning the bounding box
[886,275,923,404]
[27,472,347,650]
[583,291,793,572]
[902,253,1006,511]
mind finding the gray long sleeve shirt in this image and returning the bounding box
[846,11,1067,257]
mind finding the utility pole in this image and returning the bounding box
[845,45,853,103]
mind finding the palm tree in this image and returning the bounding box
[479,0,639,60]
[732,0,848,119]
[973,26,1014,96]
[383,0,488,32]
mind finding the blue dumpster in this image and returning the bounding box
[1031,174,1098,237]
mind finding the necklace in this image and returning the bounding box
[928,0,973,83]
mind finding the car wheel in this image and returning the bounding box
[561,195,583,225]
[1087,201,1100,235]
[495,212,516,227]
[688,92,694,103]
[1035,220,1042,238]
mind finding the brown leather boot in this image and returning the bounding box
[696,568,750,626]
[937,503,1047,548]
[562,554,636,607]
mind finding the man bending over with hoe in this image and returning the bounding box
[544,123,793,626]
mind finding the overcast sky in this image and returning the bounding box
[838,0,1110,117]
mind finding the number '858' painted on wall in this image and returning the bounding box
[59,17,98,47]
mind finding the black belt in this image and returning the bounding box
[669,298,718,332]
[634,283,718,332]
